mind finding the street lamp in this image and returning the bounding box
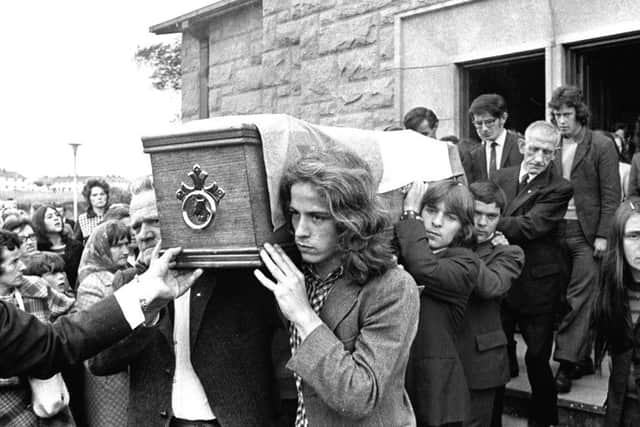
[68,143,82,221]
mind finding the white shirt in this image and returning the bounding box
[171,289,215,420]
[484,129,507,174]
[518,162,539,188]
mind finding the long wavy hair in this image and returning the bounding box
[420,180,477,249]
[548,85,590,126]
[279,147,395,285]
[593,198,640,366]
[32,205,72,251]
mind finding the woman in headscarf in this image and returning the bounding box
[75,220,131,427]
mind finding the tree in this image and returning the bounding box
[135,42,182,91]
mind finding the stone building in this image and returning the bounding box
[152,0,640,139]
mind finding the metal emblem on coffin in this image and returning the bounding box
[176,164,225,230]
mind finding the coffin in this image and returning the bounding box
[142,114,464,268]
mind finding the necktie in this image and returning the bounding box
[489,142,497,178]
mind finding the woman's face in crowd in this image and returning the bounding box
[421,201,462,250]
[42,271,68,292]
[623,213,640,275]
[90,186,107,210]
[43,208,63,234]
[110,237,130,268]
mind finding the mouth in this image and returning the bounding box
[295,242,315,252]
[425,230,441,239]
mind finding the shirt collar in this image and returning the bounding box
[518,161,540,183]
[485,128,507,147]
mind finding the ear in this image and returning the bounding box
[501,112,509,124]
[518,138,526,155]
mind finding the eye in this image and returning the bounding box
[487,214,498,220]
[446,213,459,222]
[424,206,437,215]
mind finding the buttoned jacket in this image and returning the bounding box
[493,164,572,314]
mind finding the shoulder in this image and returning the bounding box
[79,271,113,290]
[506,130,524,145]
[363,265,419,299]
[493,165,519,181]
[491,244,524,261]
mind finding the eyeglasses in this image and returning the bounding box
[472,118,498,128]
[19,234,36,243]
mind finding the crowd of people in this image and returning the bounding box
[0,83,639,427]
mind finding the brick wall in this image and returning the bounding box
[181,0,448,128]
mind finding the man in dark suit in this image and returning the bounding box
[89,179,280,427]
[463,94,524,183]
[459,182,524,427]
[492,121,573,427]
[548,86,621,393]
[0,230,201,379]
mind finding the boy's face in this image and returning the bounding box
[474,200,501,243]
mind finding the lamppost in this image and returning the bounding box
[68,143,82,221]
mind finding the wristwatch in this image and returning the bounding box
[400,210,422,221]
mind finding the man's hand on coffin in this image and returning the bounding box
[403,181,429,213]
[136,242,204,315]
[254,243,323,340]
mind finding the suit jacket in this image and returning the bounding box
[493,164,573,314]
[287,266,419,427]
[0,296,131,379]
[457,242,524,391]
[395,218,479,425]
[627,152,640,198]
[463,130,524,183]
[558,128,620,244]
[90,269,279,427]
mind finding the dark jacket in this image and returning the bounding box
[493,164,572,314]
[457,241,524,390]
[90,268,279,427]
[463,130,524,183]
[558,127,621,244]
[0,296,131,379]
[395,218,479,425]
[628,152,640,198]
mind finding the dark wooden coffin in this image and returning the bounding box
[141,124,291,268]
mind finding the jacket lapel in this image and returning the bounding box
[505,167,551,216]
[570,128,591,174]
[189,275,217,349]
[320,277,361,332]
[500,132,515,168]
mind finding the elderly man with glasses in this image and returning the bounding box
[463,93,524,183]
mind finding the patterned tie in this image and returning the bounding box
[489,141,498,178]
[290,264,344,427]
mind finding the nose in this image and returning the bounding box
[477,214,487,227]
[431,211,444,227]
[293,216,310,239]
[18,260,26,272]
[533,150,545,163]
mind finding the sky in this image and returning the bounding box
[0,1,215,180]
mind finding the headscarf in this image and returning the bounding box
[78,220,130,283]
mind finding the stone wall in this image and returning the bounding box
[181,0,449,128]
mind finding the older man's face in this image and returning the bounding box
[130,191,161,254]
[520,133,557,176]
[0,247,25,289]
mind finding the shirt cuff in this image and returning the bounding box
[113,282,145,329]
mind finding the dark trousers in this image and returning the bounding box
[502,305,558,426]
[554,220,597,364]
[465,387,498,427]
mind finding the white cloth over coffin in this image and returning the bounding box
[144,114,463,231]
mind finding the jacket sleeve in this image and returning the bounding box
[629,154,640,198]
[0,297,131,379]
[475,244,524,299]
[596,138,622,238]
[286,270,419,419]
[395,218,477,305]
[497,181,573,243]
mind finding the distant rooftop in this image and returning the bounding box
[0,169,27,180]
[151,0,257,34]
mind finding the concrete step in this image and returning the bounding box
[502,334,607,426]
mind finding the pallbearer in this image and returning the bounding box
[255,148,420,427]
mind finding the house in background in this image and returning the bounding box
[151,0,640,140]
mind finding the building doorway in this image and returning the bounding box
[567,33,640,140]
[460,52,545,141]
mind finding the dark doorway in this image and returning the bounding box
[461,52,545,141]
[568,34,640,136]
